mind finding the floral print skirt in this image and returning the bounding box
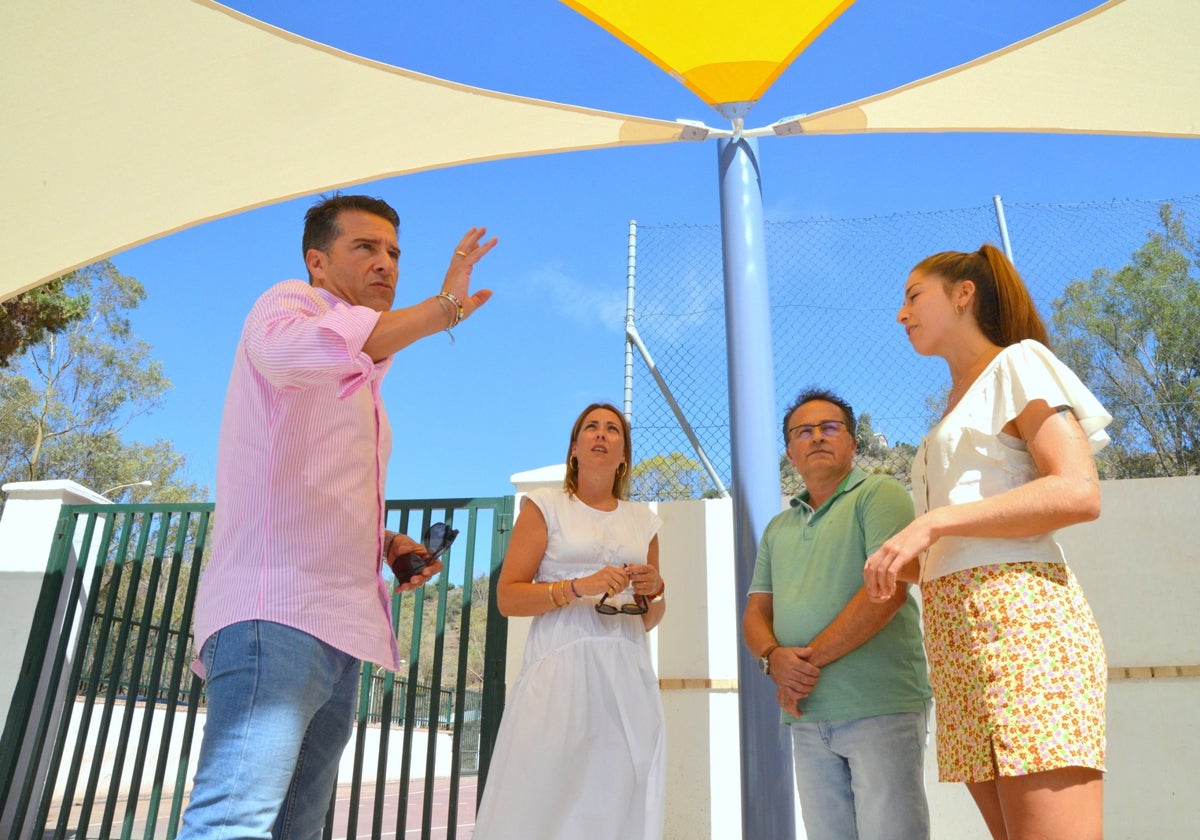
[922,561,1106,783]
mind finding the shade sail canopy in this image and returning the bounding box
[560,0,854,114]
[776,0,1200,138]
[4,0,1197,304]
[0,0,698,302]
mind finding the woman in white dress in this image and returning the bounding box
[864,244,1110,840]
[473,402,667,840]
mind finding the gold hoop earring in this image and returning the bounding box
[955,304,964,316]
[616,462,627,477]
[569,456,578,471]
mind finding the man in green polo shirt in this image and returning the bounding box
[743,387,932,840]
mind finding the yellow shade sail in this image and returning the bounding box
[561,0,855,113]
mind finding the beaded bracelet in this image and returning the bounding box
[569,578,581,599]
[436,291,464,326]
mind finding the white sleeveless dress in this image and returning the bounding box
[473,487,665,840]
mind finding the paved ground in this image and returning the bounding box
[42,776,478,839]
[329,775,477,840]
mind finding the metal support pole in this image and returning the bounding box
[624,220,637,421]
[717,136,795,840]
[992,195,1014,262]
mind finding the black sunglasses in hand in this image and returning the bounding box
[594,566,648,615]
[390,522,458,580]
[594,591,648,615]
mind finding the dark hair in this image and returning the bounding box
[563,402,633,500]
[911,243,1049,347]
[302,193,400,263]
[783,387,857,442]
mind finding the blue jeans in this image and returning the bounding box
[789,703,931,840]
[178,620,362,840]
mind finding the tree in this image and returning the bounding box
[630,451,716,500]
[861,441,917,487]
[0,275,89,366]
[779,453,802,498]
[1051,203,1200,477]
[855,412,884,456]
[0,261,207,503]
[391,573,491,690]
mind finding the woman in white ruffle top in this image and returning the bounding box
[865,244,1110,840]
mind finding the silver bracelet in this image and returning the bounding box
[432,294,458,343]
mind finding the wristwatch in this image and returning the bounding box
[758,644,779,675]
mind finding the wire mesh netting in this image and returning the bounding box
[627,194,1200,500]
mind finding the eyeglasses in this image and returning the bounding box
[595,591,648,615]
[787,420,848,441]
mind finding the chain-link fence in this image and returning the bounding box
[626,194,1200,500]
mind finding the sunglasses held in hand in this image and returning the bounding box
[594,565,648,615]
[594,592,648,615]
[389,522,458,580]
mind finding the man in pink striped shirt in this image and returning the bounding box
[179,194,496,839]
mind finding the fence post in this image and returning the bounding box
[0,480,106,834]
[624,219,637,421]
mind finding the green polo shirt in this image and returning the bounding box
[750,468,931,724]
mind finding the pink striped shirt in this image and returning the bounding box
[193,280,399,676]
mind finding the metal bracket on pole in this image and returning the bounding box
[993,195,1015,262]
[624,324,728,497]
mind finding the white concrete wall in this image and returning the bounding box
[0,480,109,836]
[1050,476,1199,840]
[655,498,745,840]
[0,480,106,729]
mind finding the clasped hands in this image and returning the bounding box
[769,646,821,716]
[387,533,444,593]
[574,564,661,598]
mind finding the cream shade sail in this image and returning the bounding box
[561,0,854,113]
[0,0,700,302]
[775,0,1200,138]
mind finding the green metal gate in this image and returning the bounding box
[0,495,513,839]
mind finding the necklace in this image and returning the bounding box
[944,345,999,416]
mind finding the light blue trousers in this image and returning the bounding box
[177,620,361,840]
[790,703,931,840]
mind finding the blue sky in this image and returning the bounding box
[112,0,1200,501]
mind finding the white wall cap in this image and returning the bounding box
[1,479,106,504]
[510,464,566,493]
